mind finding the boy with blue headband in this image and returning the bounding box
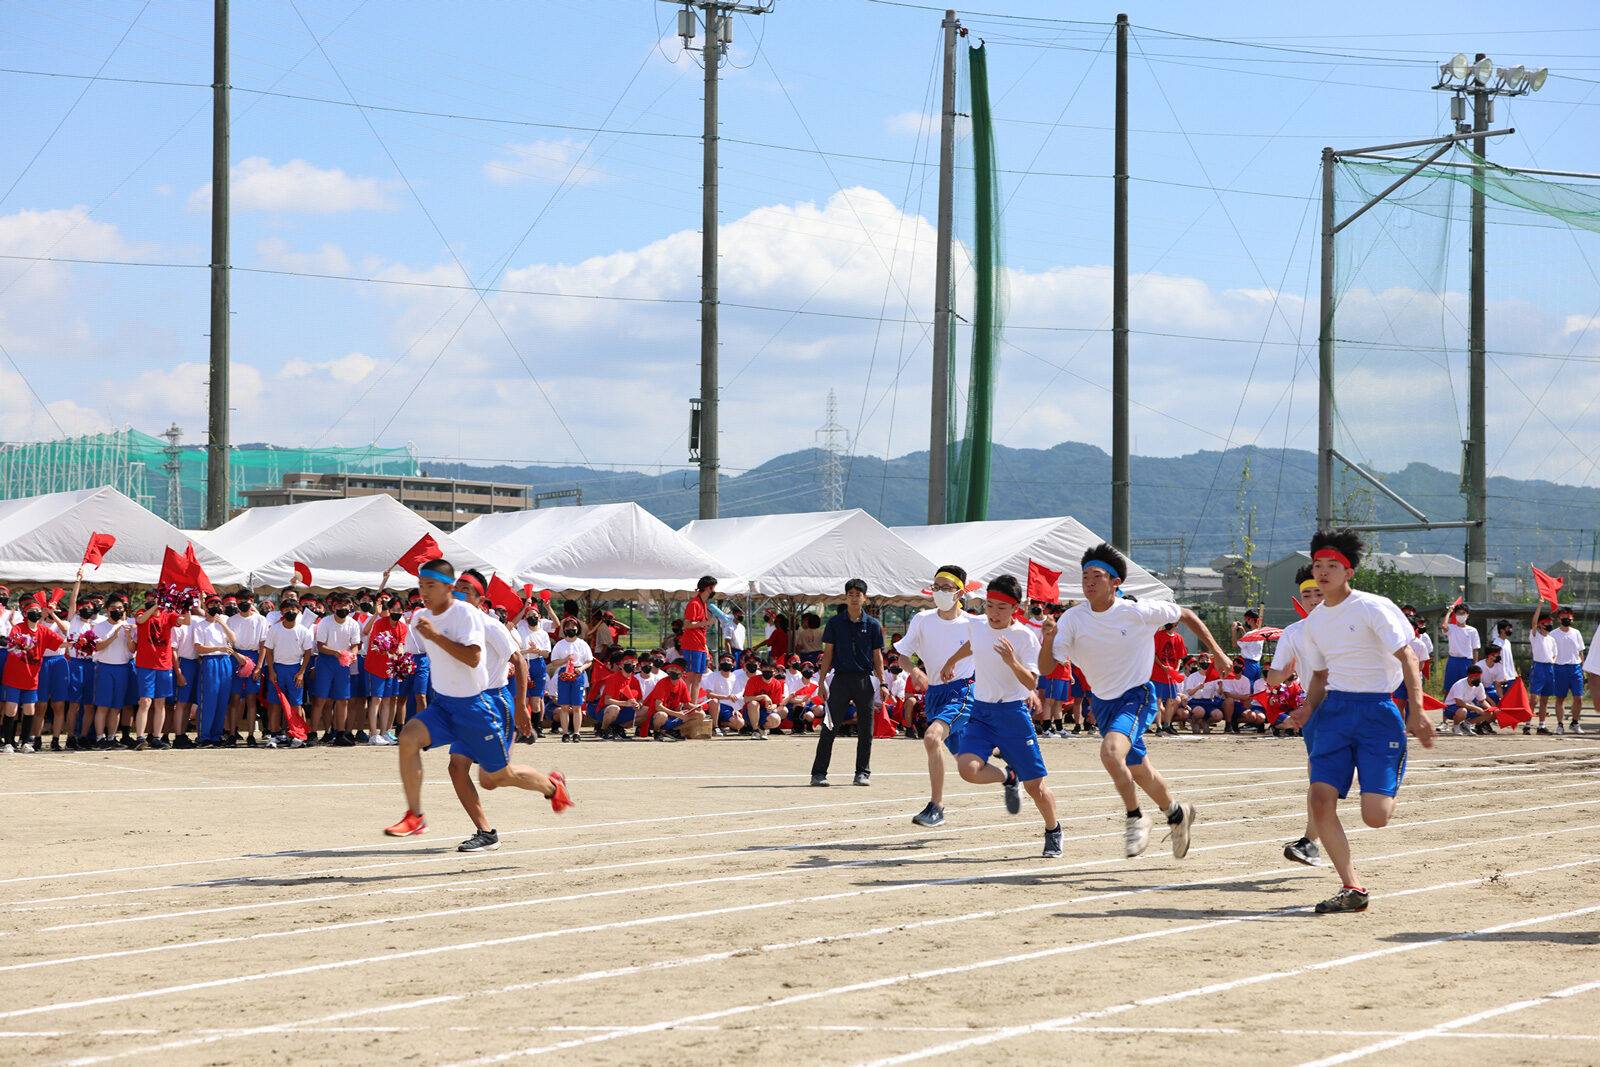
[1040,542,1231,860]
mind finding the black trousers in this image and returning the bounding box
[809,670,877,778]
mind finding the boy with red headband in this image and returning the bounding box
[939,574,1061,857]
[1041,543,1226,860]
[0,594,64,752]
[1288,528,1436,914]
[681,576,716,706]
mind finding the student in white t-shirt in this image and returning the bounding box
[1041,543,1230,861]
[1444,665,1495,734]
[1265,565,1327,868]
[939,573,1061,858]
[895,563,979,828]
[384,559,570,840]
[1550,608,1587,734]
[1289,529,1435,916]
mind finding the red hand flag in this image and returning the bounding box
[1531,566,1564,610]
[293,561,313,586]
[487,574,523,619]
[539,589,552,602]
[1494,677,1534,728]
[82,532,116,568]
[1291,596,1308,619]
[274,680,309,741]
[1447,595,1464,617]
[395,534,442,576]
[182,542,214,594]
[1026,559,1062,603]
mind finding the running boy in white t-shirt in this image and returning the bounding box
[1041,542,1231,860]
[939,574,1061,858]
[1265,564,1325,867]
[895,563,977,828]
[1288,528,1435,914]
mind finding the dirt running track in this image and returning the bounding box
[2,732,1598,1066]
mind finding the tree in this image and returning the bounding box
[1352,557,1430,607]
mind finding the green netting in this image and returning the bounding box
[1330,143,1600,559]
[0,429,418,527]
[948,42,1007,524]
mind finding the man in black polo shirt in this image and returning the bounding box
[810,578,886,787]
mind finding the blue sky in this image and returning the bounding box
[4,0,1600,489]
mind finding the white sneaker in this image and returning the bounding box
[288,737,305,749]
[367,734,386,746]
[1454,722,1470,735]
[1124,813,1151,858]
[1167,802,1195,859]
[0,743,12,753]
[19,741,34,753]
[1556,722,1566,735]
[1573,723,1585,734]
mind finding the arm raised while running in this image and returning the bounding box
[1179,608,1232,669]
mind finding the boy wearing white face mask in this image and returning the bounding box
[893,564,977,828]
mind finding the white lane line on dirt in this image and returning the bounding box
[1296,976,1600,1066]
[428,860,1600,1067]
[846,893,1600,1067]
[12,803,1596,1036]
[14,764,1587,940]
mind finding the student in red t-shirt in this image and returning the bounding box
[648,663,705,742]
[739,661,782,740]
[361,593,409,746]
[131,595,181,751]
[597,650,644,739]
[1,594,65,752]
[680,575,716,706]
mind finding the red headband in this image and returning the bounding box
[1312,548,1353,570]
[986,589,1020,607]
[458,573,486,598]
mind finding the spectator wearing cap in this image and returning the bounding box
[809,579,886,787]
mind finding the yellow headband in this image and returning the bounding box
[1298,579,1319,594]
[934,570,964,588]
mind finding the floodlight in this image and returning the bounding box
[1446,53,1471,81]
[1497,65,1525,90]
[1471,55,1494,85]
[1526,67,1548,91]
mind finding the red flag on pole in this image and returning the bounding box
[1291,596,1308,619]
[82,532,116,567]
[182,542,214,594]
[1531,566,1564,610]
[158,546,184,587]
[487,574,523,619]
[293,561,313,586]
[160,544,214,594]
[1494,677,1534,728]
[1025,559,1062,603]
[395,534,442,575]
[1447,595,1464,617]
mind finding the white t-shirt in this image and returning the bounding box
[418,601,489,698]
[1476,655,1513,687]
[895,608,976,682]
[229,613,269,654]
[1269,616,1312,675]
[1584,624,1600,675]
[1445,623,1480,659]
[1050,598,1183,700]
[262,622,314,666]
[551,637,592,672]
[481,616,519,690]
[91,619,136,665]
[173,619,198,660]
[1237,633,1264,662]
[516,620,551,658]
[315,615,363,655]
[1551,626,1586,666]
[724,620,746,649]
[637,668,662,701]
[1219,675,1264,701]
[1492,634,1515,675]
[1298,590,1412,694]
[1445,677,1488,706]
[701,670,737,702]
[963,616,1040,704]
[1184,671,1218,701]
[189,619,233,657]
[1407,635,1431,664]
[1530,627,1556,664]
[67,616,98,659]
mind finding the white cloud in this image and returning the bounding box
[280,352,376,385]
[254,238,352,276]
[485,140,608,186]
[187,157,397,214]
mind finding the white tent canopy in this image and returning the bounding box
[454,502,729,598]
[199,495,501,591]
[893,517,1174,603]
[680,509,936,602]
[0,486,247,587]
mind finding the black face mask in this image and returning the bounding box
[78,608,93,619]
[334,608,350,619]
[25,611,41,623]
[667,672,682,682]
[206,606,221,617]
[719,664,733,673]
[223,606,238,617]
[564,629,579,639]
[389,611,403,621]
[760,670,773,679]
[358,602,374,613]
[282,612,298,624]
[109,608,125,620]
[887,666,901,675]
[801,669,814,678]
[621,664,635,673]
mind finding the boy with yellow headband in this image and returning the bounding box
[894,563,977,827]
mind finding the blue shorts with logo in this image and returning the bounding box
[682,649,707,675]
[556,673,588,707]
[1307,690,1408,799]
[135,666,174,700]
[958,698,1047,782]
[527,656,547,695]
[93,662,134,709]
[365,669,401,699]
[69,659,97,705]
[418,691,510,773]
[1553,663,1585,699]
[1529,661,1556,697]
[1092,682,1160,767]
[39,656,70,703]
[924,677,974,755]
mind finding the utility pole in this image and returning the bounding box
[1317,144,1335,534]
[205,0,230,528]
[1111,13,1130,552]
[675,1,776,521]
[1464,57,1490,603]
[927,9,960,525]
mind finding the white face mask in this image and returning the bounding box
[931,589,959,612]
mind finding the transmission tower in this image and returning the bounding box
[161,423,185,527]
[815,389,848,512]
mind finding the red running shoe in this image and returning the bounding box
[547,771,574,814]
[384,810,427,837]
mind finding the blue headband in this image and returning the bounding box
[1083,560,1121,582]
[418,567,452,587]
